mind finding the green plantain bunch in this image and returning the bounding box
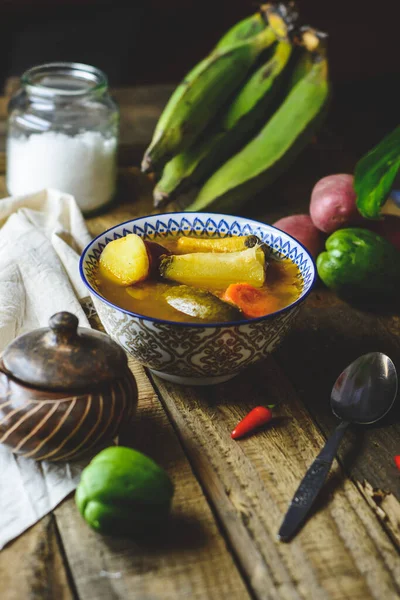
[142,2,330,213]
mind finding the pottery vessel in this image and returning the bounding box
[0,312,137,461]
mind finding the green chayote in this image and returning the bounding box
[316,228,400,300]
[76,446,174,535]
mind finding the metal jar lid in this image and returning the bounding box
[0,312,128,392]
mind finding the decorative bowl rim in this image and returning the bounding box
[79,211,317,329]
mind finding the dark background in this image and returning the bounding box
[1,0,399,149]
[1,0,399,83]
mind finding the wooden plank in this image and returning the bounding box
[0,153,249,599]
[3,77,20,98]
[246,125,400,537]
[0,516,75,600]
[0,174,7,197]
[150,358,400,600]
[1,81,399,600]
[271,288,400,553]
[58,142,400,597]
[245,126,400,530]
[356,480,400,551]
[53,357,250,600]
[113,85,172,166]
[274,289,400,502]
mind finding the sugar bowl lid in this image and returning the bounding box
[0,312,128,392]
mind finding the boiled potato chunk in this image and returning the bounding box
[99,234,150,286]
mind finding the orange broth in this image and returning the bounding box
[95,235,303,323]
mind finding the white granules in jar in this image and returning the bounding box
[6,131,117,213]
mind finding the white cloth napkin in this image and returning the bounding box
[0,188,93,550]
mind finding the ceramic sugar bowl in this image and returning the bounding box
[0,312,137,461]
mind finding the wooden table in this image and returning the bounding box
[0,84,399,600]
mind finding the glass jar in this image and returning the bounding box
[6,62,119,215]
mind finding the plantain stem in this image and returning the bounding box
[262,2,300,40]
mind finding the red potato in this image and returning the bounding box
[310,174,362,233]
[273,214,325,259]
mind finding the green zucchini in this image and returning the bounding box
[159,246,266,289]
[176,235,261,253]
[164,285,241,322]
[187,45,329,213]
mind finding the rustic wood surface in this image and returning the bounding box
[0,82,399,600]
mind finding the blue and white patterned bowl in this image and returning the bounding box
[80,213,316,386]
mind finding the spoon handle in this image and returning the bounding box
[278,420,350,542]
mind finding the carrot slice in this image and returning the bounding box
[222,283,278,318]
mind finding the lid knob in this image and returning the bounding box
[48,312,79,345]
[1,311,129,392]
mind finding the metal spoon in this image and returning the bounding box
[278,352,398,542]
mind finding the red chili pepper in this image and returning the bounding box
[394,456,400,471]
[231,406,273,440]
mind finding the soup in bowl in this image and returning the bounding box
[80,213,316,385]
